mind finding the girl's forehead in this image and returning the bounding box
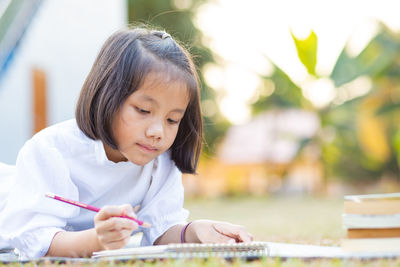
[132,72,190,103]
[138,72,189,93]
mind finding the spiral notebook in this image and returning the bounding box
[92,242,268,260]
[91,241,400,260]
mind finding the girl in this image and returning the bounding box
[0,27,253,259]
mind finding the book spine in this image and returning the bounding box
[347,228,400,239]
[344,200,400,215]
[342,214,400,229]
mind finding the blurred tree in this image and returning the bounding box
[327,24,400,182]
[127,0,230,155]
[252,23,400,182]
[253,63,312,112]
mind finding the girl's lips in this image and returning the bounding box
[137,143,158,152]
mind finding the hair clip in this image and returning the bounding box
[161,32,171,40]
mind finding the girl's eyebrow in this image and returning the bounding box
[171,108,186,114]
[138,95,186,114]
[138,95,156,103]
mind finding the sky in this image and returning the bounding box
[194,0,400,124]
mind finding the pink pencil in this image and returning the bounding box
[45,192,151,228]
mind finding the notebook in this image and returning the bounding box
[92,242,268,260]
[91,241,400,260]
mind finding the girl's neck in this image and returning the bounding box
[103,143,127,163]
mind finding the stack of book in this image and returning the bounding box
[341,192,400,253]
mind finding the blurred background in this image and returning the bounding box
[1,0,400,244]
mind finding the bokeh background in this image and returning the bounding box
[1,0,400,246]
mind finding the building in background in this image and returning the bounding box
[183,109,322,197]
[0,0,126,164]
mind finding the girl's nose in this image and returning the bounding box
[146,120,163,140]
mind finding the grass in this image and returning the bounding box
[185,195,345,245]
[4,258,400,267]
[3,195,400,266]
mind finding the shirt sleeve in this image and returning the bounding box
[137,152,189,246]
[0,162,15,212]
[0,136,79,259]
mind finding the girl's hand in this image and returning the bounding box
[188,219,254,243]
[94,204,139,250]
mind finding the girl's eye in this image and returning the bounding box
[136,107,150,114]
[167,118,179,124]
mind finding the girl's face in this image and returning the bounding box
[104,73,189,165]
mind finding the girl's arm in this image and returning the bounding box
[154,219,253,245]
[46,205,138,257]
[46,229,101,258]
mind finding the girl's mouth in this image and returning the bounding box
[137,143,158,153]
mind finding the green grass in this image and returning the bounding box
[185,195,345,245]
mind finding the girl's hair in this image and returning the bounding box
[76,28,202,174]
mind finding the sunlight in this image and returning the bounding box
[302,78,336,109]
[195,0,400,124]
[333,76,373,105]
[219,97,250,125]
[220,66,261,124]
[223,66,260,102]
[203,63,224,90]
[345,19,380,57]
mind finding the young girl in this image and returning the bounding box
[0,27,253,259]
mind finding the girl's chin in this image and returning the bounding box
[126,155,157,166]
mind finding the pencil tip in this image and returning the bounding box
[45,192,55,198]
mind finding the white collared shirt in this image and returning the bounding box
[0,119,188,259]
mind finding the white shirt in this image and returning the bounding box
[0,119,189,259]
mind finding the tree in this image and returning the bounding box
[252,23,400,182]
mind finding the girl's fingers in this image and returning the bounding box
[101,235,132,250]
[121,204,137,219]
[97,228,133,244]
[96,204,138,221]
[211,227,236,243]
[94,204,140,250]
[96,205,126,221]
[133,204,141,214]
[212,223,253,243]
[97,216,138,232]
